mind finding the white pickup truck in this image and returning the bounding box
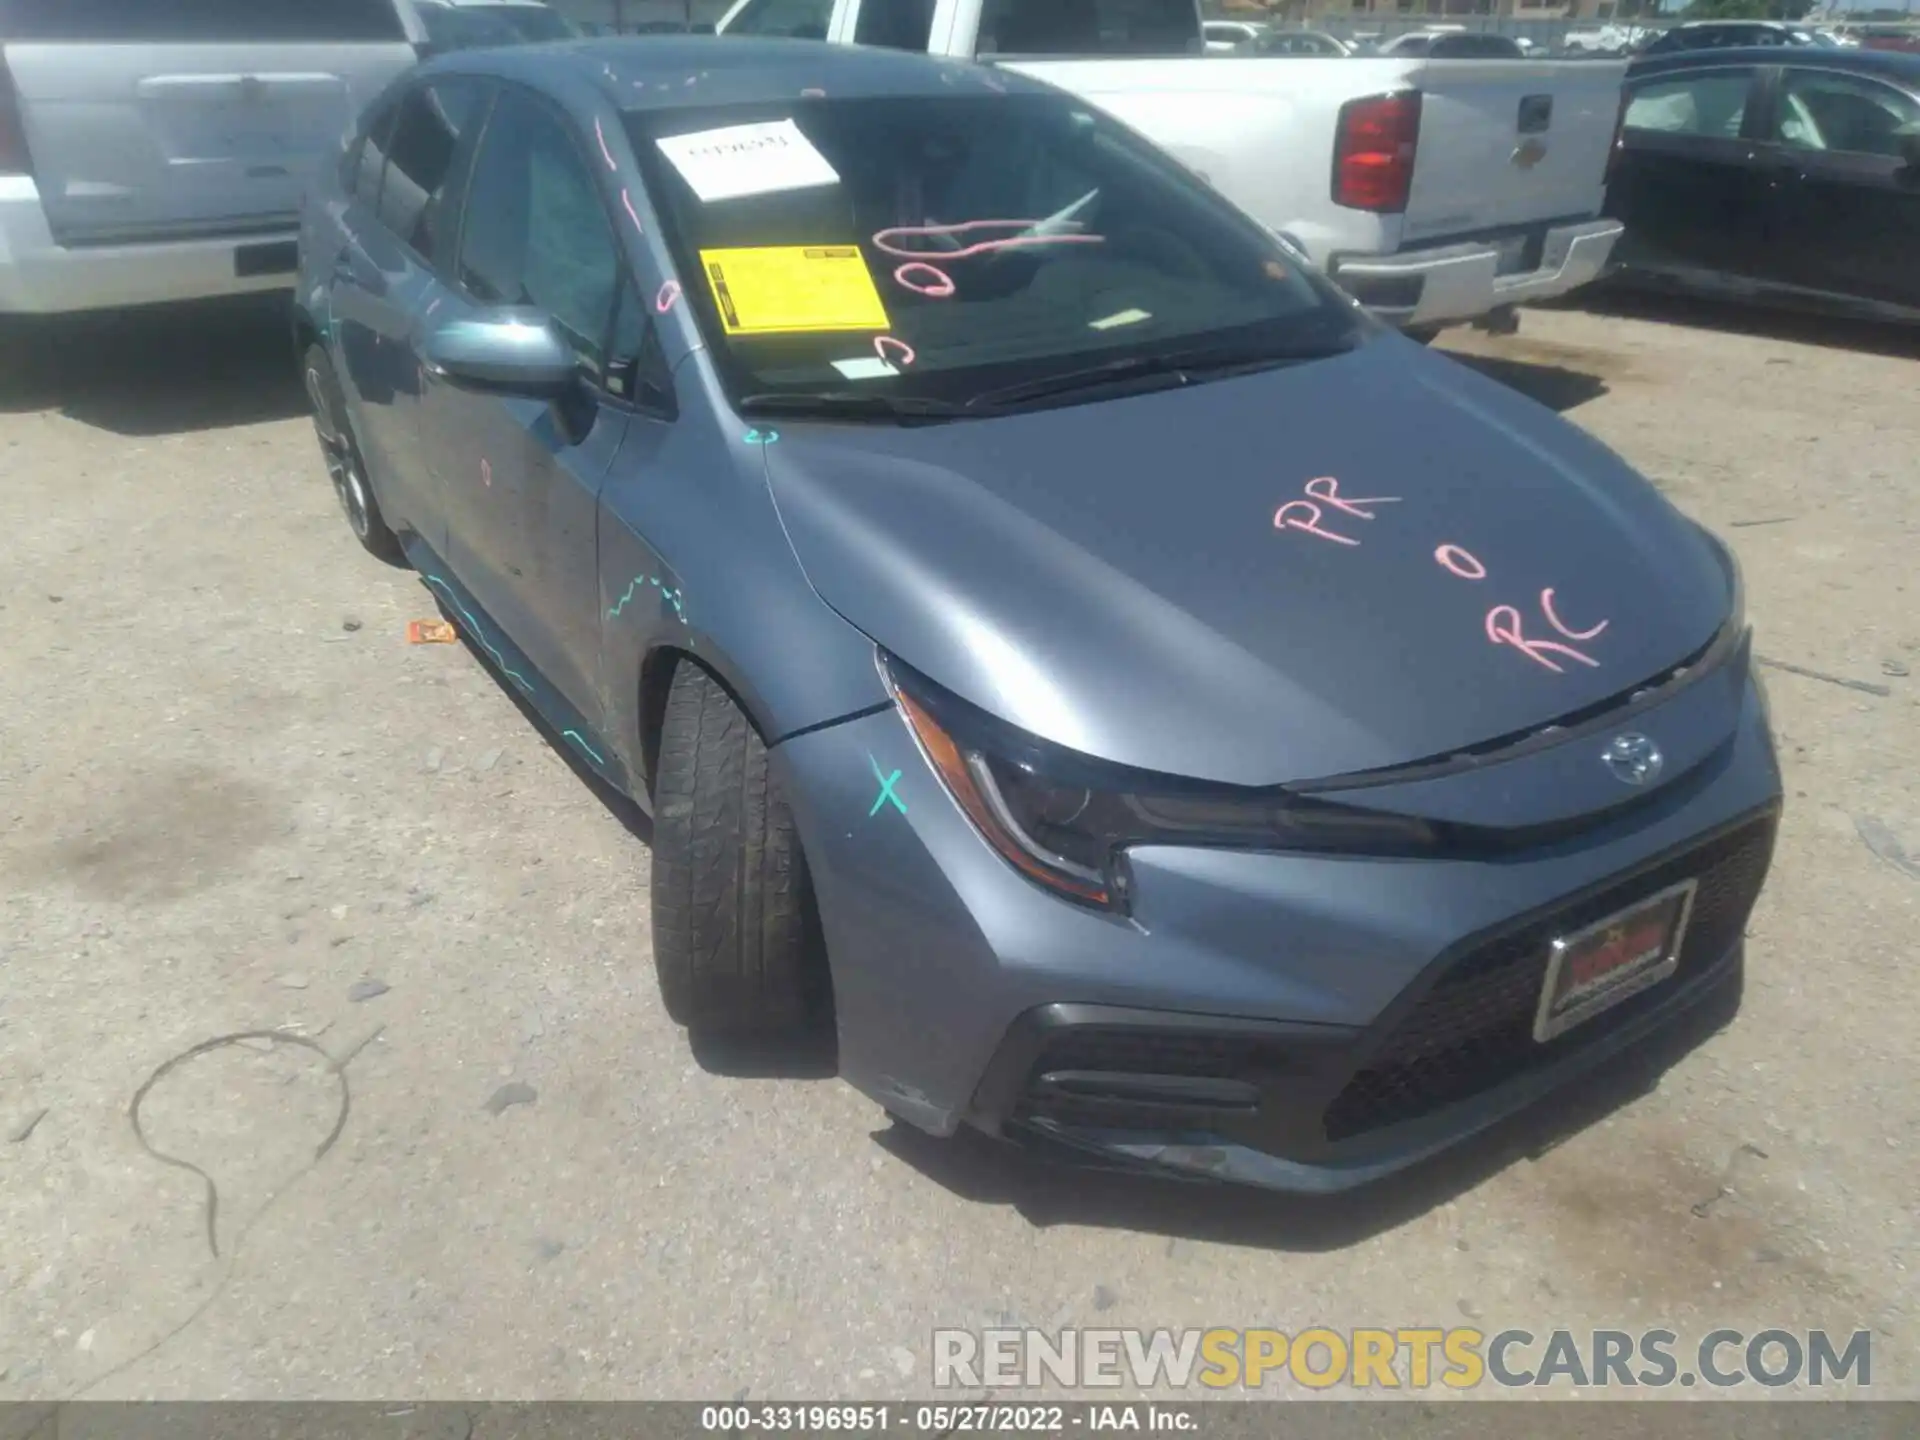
[712,0,1629,337]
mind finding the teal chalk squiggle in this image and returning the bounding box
[424,575,607,770]
[561,730,606,766]
[423,574,534,696]
[608,572,686,623]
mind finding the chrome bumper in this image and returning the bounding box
[1332,217,1623,329]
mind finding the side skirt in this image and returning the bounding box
[400,534,635,796]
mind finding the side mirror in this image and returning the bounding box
[422,309,578,397]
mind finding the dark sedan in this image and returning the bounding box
[1607,47,1920,323]
[296,38,1780,1193]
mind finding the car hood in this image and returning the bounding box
[760,338,1731,787]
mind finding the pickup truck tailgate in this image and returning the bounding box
[1399,60,1628,245]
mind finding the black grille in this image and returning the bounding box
[1323,813,1777,1143]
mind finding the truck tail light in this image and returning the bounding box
[0,55,33,178]
[1332,91,1421,213]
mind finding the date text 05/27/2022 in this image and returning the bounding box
[699,1404,1196,1433]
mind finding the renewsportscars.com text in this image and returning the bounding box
[932,1327,1873,1391]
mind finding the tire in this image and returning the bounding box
[1402,325,1443,346]
[302,343,406,566]
[650,662,829,1034]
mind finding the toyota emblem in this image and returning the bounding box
[1601,733,1663,786]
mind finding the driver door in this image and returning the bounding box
[1753,63,1920,312]
[419,83,632,724]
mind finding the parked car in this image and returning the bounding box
[298,37,1779,1193]
[1852,25,1920,57]
[1636,21,1842,57]
[1206,20,1348,57]
[1202,19,1264,54]
[1564,24,1656,56]
[1250,28,1354,57]
[1376,30,1526,60]
[0,0,564,317]
[713,0,1631,340]
[1606,47,1920,324]
[413,0,580,54]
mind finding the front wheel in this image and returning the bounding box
[303,343,405,565]
[649,662,830,1035]
[1402,325,1443,346]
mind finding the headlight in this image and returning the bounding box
[881,657,1438,912]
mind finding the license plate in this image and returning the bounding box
[1532,880,1697,1043]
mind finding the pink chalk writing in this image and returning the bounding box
[1273,475,1395,546]
[874,335,916,367]
[621,188,644,236]
[1433,544,1487,581]
[872,219,1103,264]
[1540,587,1608,642]
[481,458,492,489]
[1486,605,1601,673]
[1274,500,1359,547]
[655,280,681,314]
[893,261,956,298]
[1274,492,1615,678]
[1303,475,1400,521]
[594,116,617,172]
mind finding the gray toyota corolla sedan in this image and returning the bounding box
[296,37,1781,1192]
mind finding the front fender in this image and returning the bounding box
[594,391,892,799]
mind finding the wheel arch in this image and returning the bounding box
[631,638,787,803]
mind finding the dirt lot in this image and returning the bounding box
[1,294,1916,1402]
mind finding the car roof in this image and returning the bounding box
[414,35,1053,111]
[1630,44,1920,84]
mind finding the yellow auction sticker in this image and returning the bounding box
[698,245,890,336]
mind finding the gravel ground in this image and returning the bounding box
[1,293,1915,1402]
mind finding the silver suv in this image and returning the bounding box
[0,0,574,317]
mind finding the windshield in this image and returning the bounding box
[626,95,1365,413]
[420,4,575,49]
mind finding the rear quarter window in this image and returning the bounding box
[0,0,406,42]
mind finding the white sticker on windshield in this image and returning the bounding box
[831,357,900,380]
[655,119,840,204]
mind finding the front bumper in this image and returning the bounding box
[970,823,1759,1194]
[0,178,298,316]
[770,670,1780,1192]
[1331,217,1623,330]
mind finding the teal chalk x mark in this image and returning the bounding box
[743,427,779,446]
[562,730,606,766]
[868,754,906,817]
[608,572,686,623]
[423,575,534,696]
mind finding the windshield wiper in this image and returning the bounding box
[965,336,1358,413]
[735,390,971,424]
